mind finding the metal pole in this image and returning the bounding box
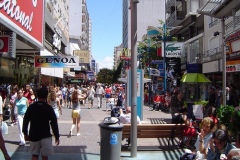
[148,38,151,105]
[163,0,167,94]
[130,0,138,157]
[163,23,167,94]
[221,18,226,106]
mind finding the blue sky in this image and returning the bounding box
[87,0,122,69]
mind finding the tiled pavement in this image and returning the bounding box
[1,98,185,160]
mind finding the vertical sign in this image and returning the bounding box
[127,69,143,120]
[137,69,143,120]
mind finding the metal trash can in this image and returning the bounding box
[99,117,123,160]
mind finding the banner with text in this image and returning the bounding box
[34,56,79,68]
[162,42,184,58]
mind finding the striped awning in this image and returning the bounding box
[197,0,222,16]
[197,0,240,18]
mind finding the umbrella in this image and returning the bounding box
[181,73,211,83]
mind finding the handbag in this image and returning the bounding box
[1,121,8,134]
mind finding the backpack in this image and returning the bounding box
[117,92,123,102]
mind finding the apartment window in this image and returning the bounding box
[208,16,219,28]
[186,0,200,14]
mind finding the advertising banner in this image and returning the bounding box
[73,50,90,64]
[0,0,45,48]
[166,58,181,86]
[34,56,79,68]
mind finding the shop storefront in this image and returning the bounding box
[225,30,240,89]
[0,0,44,86]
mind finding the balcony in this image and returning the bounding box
[165,0,175,13]
[82,4,86,13]
[202,46,223,63]
[209,19,219,28]
[166,10,183,27]
[225,15,240,33]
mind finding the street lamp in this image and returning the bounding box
[138,39,161,105]
[147,25,181,94]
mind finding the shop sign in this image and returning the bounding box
[0,33,16,58]
[162,42,184,57]
[0,0,44,48]
[34,56,79,68]
[226,60,240,72]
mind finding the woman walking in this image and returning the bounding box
[47,90,62,120]
[68,86,86,137]
[14,89,29,146]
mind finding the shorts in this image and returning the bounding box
[105,94,111,98]
[30,137,54,156]
[72,109,81,118]
[68,95,72,102]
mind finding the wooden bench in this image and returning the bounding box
[122,124,186,146]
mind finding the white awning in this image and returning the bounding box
[197,0,221,17]
[66,72,75,77]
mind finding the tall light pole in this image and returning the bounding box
[130,0,138,157]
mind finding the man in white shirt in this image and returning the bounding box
[96,83,105,108]
[119,106,141,124]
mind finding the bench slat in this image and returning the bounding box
[122,124,186,143]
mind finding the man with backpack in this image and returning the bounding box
[116,87,124,107]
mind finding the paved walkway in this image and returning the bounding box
[1,98,185,160]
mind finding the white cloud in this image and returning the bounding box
[98,56,113,69]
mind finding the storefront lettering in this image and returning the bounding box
[166,52,181,56]
[0,0,36,32]
[36,57,77,64]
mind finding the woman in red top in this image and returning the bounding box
[152,93,161,111]
[23,84,33,104]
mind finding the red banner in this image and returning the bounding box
[157,47,162,57]
[0,0,44,48]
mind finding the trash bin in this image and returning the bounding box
[99,117,123,160]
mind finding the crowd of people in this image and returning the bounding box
[0,82,128,159]
[1,82,240,159]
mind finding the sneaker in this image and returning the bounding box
[76,133,81,136]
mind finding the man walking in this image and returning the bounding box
[96,83,105,108]
[23,87,60,160]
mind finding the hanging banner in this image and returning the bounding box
[34,56,79,68]
[73,50,90,64]
[0,0,45,48]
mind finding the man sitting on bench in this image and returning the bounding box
[119,106,141,146]
[119,106,141,124]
